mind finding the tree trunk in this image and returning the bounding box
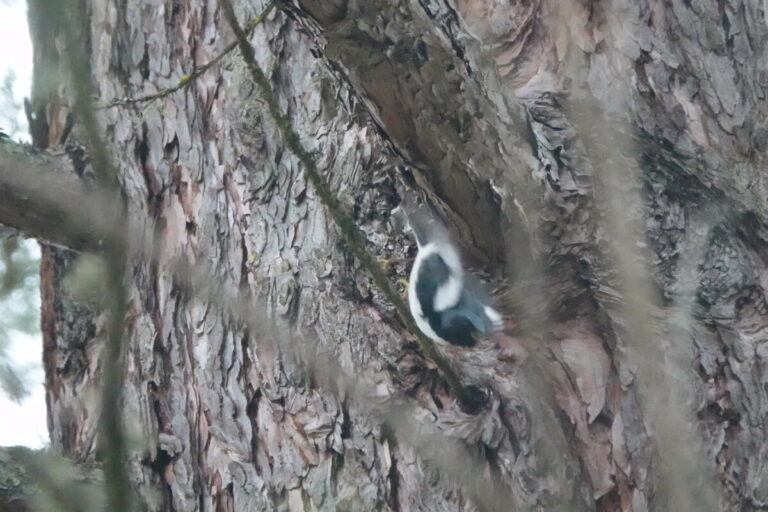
[18,0,768,510]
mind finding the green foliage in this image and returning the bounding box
[0,232,41,402]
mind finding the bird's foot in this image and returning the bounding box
[396,278,409,298]
[377,257,410,298]
[377,257,394,272]
[377,257,411,272]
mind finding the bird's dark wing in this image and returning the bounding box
[415,253,450,314]
[438,309,482,347]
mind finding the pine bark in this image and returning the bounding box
[12,0,768,511]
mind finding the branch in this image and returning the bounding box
[0,446,104,512]
[219,0,484,413]
[101,1,276,109]
[58,0,132,507]
[0,143,107,251]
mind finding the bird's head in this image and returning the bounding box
[393,196,462,273]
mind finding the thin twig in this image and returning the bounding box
[101,1,276,109]
[218,0,481,412]
[58,1,132,509]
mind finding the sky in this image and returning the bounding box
[0,0,48,448]
[0,0,32,142]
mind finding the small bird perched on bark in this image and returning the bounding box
[396,199,503,347]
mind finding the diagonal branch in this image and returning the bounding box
[218,0,483,413]
[52,1,133,508]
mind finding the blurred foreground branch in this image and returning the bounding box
[0,141,517,511]
[0,446,104,512]
[0,144,108,252]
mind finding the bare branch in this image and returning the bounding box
[218,0,484,413]
[571,99,720,511]
[0,144,105,251]
[101,1,276,110]
[55,1,132,508]
[0,447,105,512]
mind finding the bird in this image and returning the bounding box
[396,200,503,347]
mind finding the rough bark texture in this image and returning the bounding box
[15,0,768,511]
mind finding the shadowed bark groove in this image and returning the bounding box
[1,0,763,511]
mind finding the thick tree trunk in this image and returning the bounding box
[15,0,768,511]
